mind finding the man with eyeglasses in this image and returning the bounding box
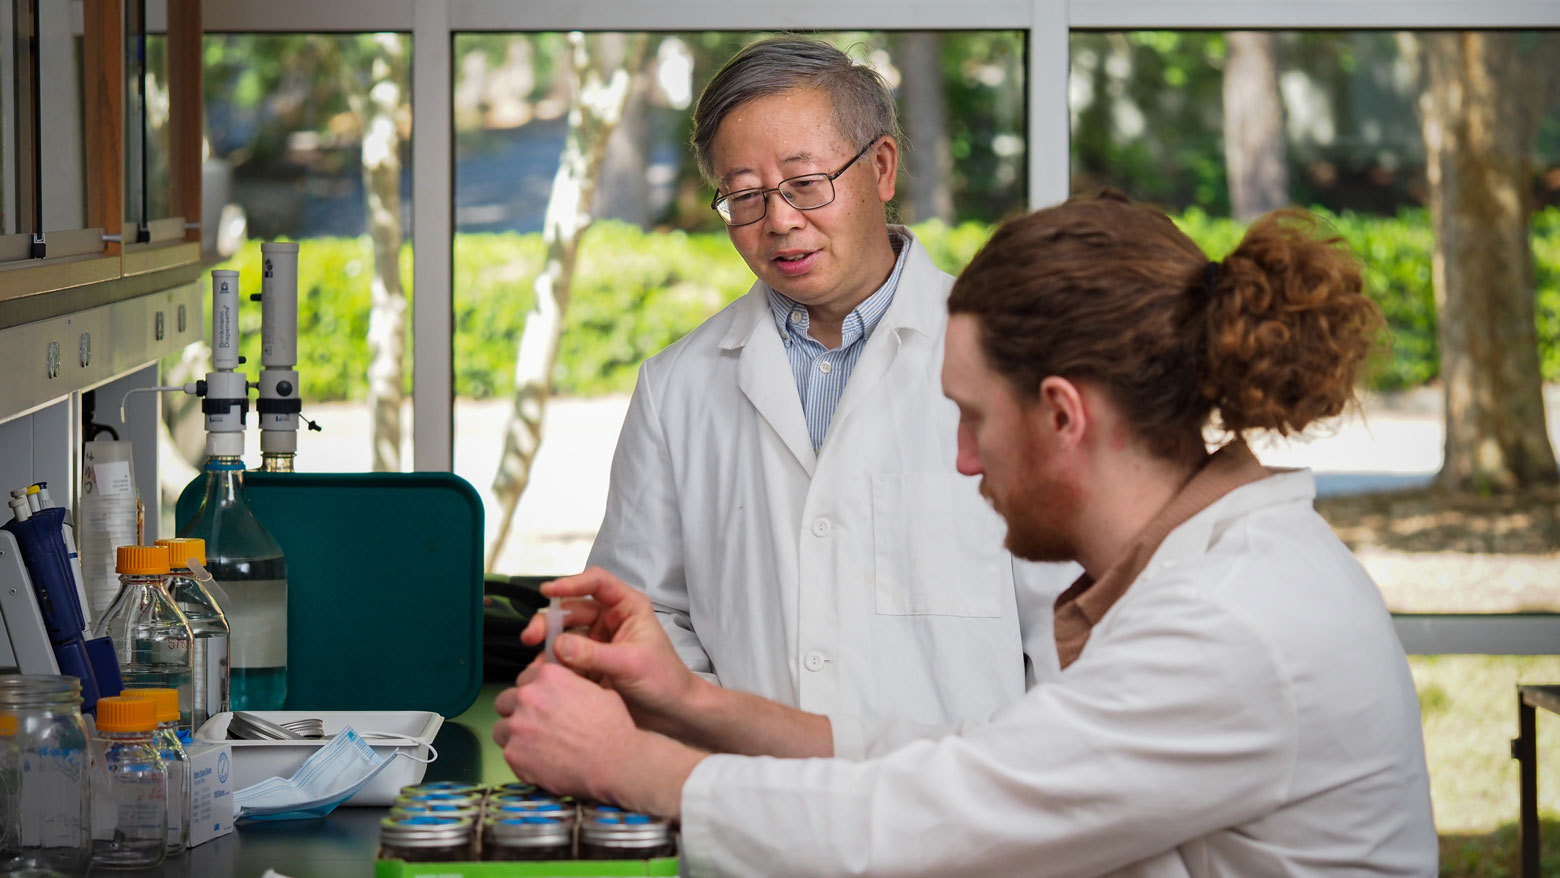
[585,36,1072,733]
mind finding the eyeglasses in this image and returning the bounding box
[710,137,880,227]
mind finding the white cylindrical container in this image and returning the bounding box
[210,270,241,371]
[259,243,298,369]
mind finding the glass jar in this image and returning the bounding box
[155,538,231,731]
[378,815,474,863]
[399,781,484,797]
[483,816,573,862]
[578,813,677,860]
[90,695,167,869]
[94,546,194,727]
[0,674,92,877]
[122,688,189,854]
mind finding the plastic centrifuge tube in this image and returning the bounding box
[544,597,564,663]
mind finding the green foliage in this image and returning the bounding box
[907,220,998,275]
[1070,32,1229,212]
[1533,208,1560,382]
[229,208,1560,402]
[453,222,753,398]
[935,32,1028,223]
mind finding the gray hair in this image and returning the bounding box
[691,36,902,185]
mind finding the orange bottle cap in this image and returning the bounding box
[122,688,180,724]
[154,537,206,569]
[116,545,171,575]
[96,696,158,732]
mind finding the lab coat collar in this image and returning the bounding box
[1142,463,1317,578]
[1054,442,1272,668]
[719,226,944,474]
[716,225,941,353]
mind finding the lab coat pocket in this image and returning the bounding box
[872,473,1008,617]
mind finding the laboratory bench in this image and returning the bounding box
[118,683,514,878]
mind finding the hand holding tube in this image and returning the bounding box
[501,566,835,764]
[516,567,700,736]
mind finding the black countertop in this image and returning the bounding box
[119,684,508,878]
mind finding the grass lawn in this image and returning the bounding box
[1413,656,1560,876]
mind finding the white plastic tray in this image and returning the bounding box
[194,710,444,806]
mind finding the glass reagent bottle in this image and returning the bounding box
[177,455,288,710]
[156,537,232,729]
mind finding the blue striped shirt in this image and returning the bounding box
[767,233,910,451]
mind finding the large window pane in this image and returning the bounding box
[1069,29,1560,614]
[1,0,14,236]
[450,30,1025,574]
[1071,29,1560,858]
[168,33,413,478]
[39,0,84,232]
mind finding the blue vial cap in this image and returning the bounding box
[521,817,560,825]
[624,814,652,824]
[403,816,456,825]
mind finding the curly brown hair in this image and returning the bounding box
[947,190,1384,465]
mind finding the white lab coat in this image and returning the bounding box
[678,469,1438,877]
[588,227,1073,732]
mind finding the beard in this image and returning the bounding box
[981,455,1080,564]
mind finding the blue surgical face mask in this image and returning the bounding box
[235,726,437,821]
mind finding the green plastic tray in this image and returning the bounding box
[374,857,679,877]
[175,471,484,718]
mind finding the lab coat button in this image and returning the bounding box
[810,517,831,537]
[803,651,827,672]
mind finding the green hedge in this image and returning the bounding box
[205,209,1560,402]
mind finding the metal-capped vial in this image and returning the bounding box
[578,813,677,860]
[401,781,486,797]
[486,800,575,823]
[396,791,483,810]
[483,816,574,862]
[379,814,475,863]
[390,802,481,822]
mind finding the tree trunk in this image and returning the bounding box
[488,32,648,567]
[896,32,953,224]
[1222,32,1289,221]
[593,61,652,227]
[1408,32,1558,492]
[360,34,407,472]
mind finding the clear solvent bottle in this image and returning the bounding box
[177,456,288,710]
[90,696,167,869]
[94,546,194,724]
[156,537,232,729]
[122,688,189,855]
